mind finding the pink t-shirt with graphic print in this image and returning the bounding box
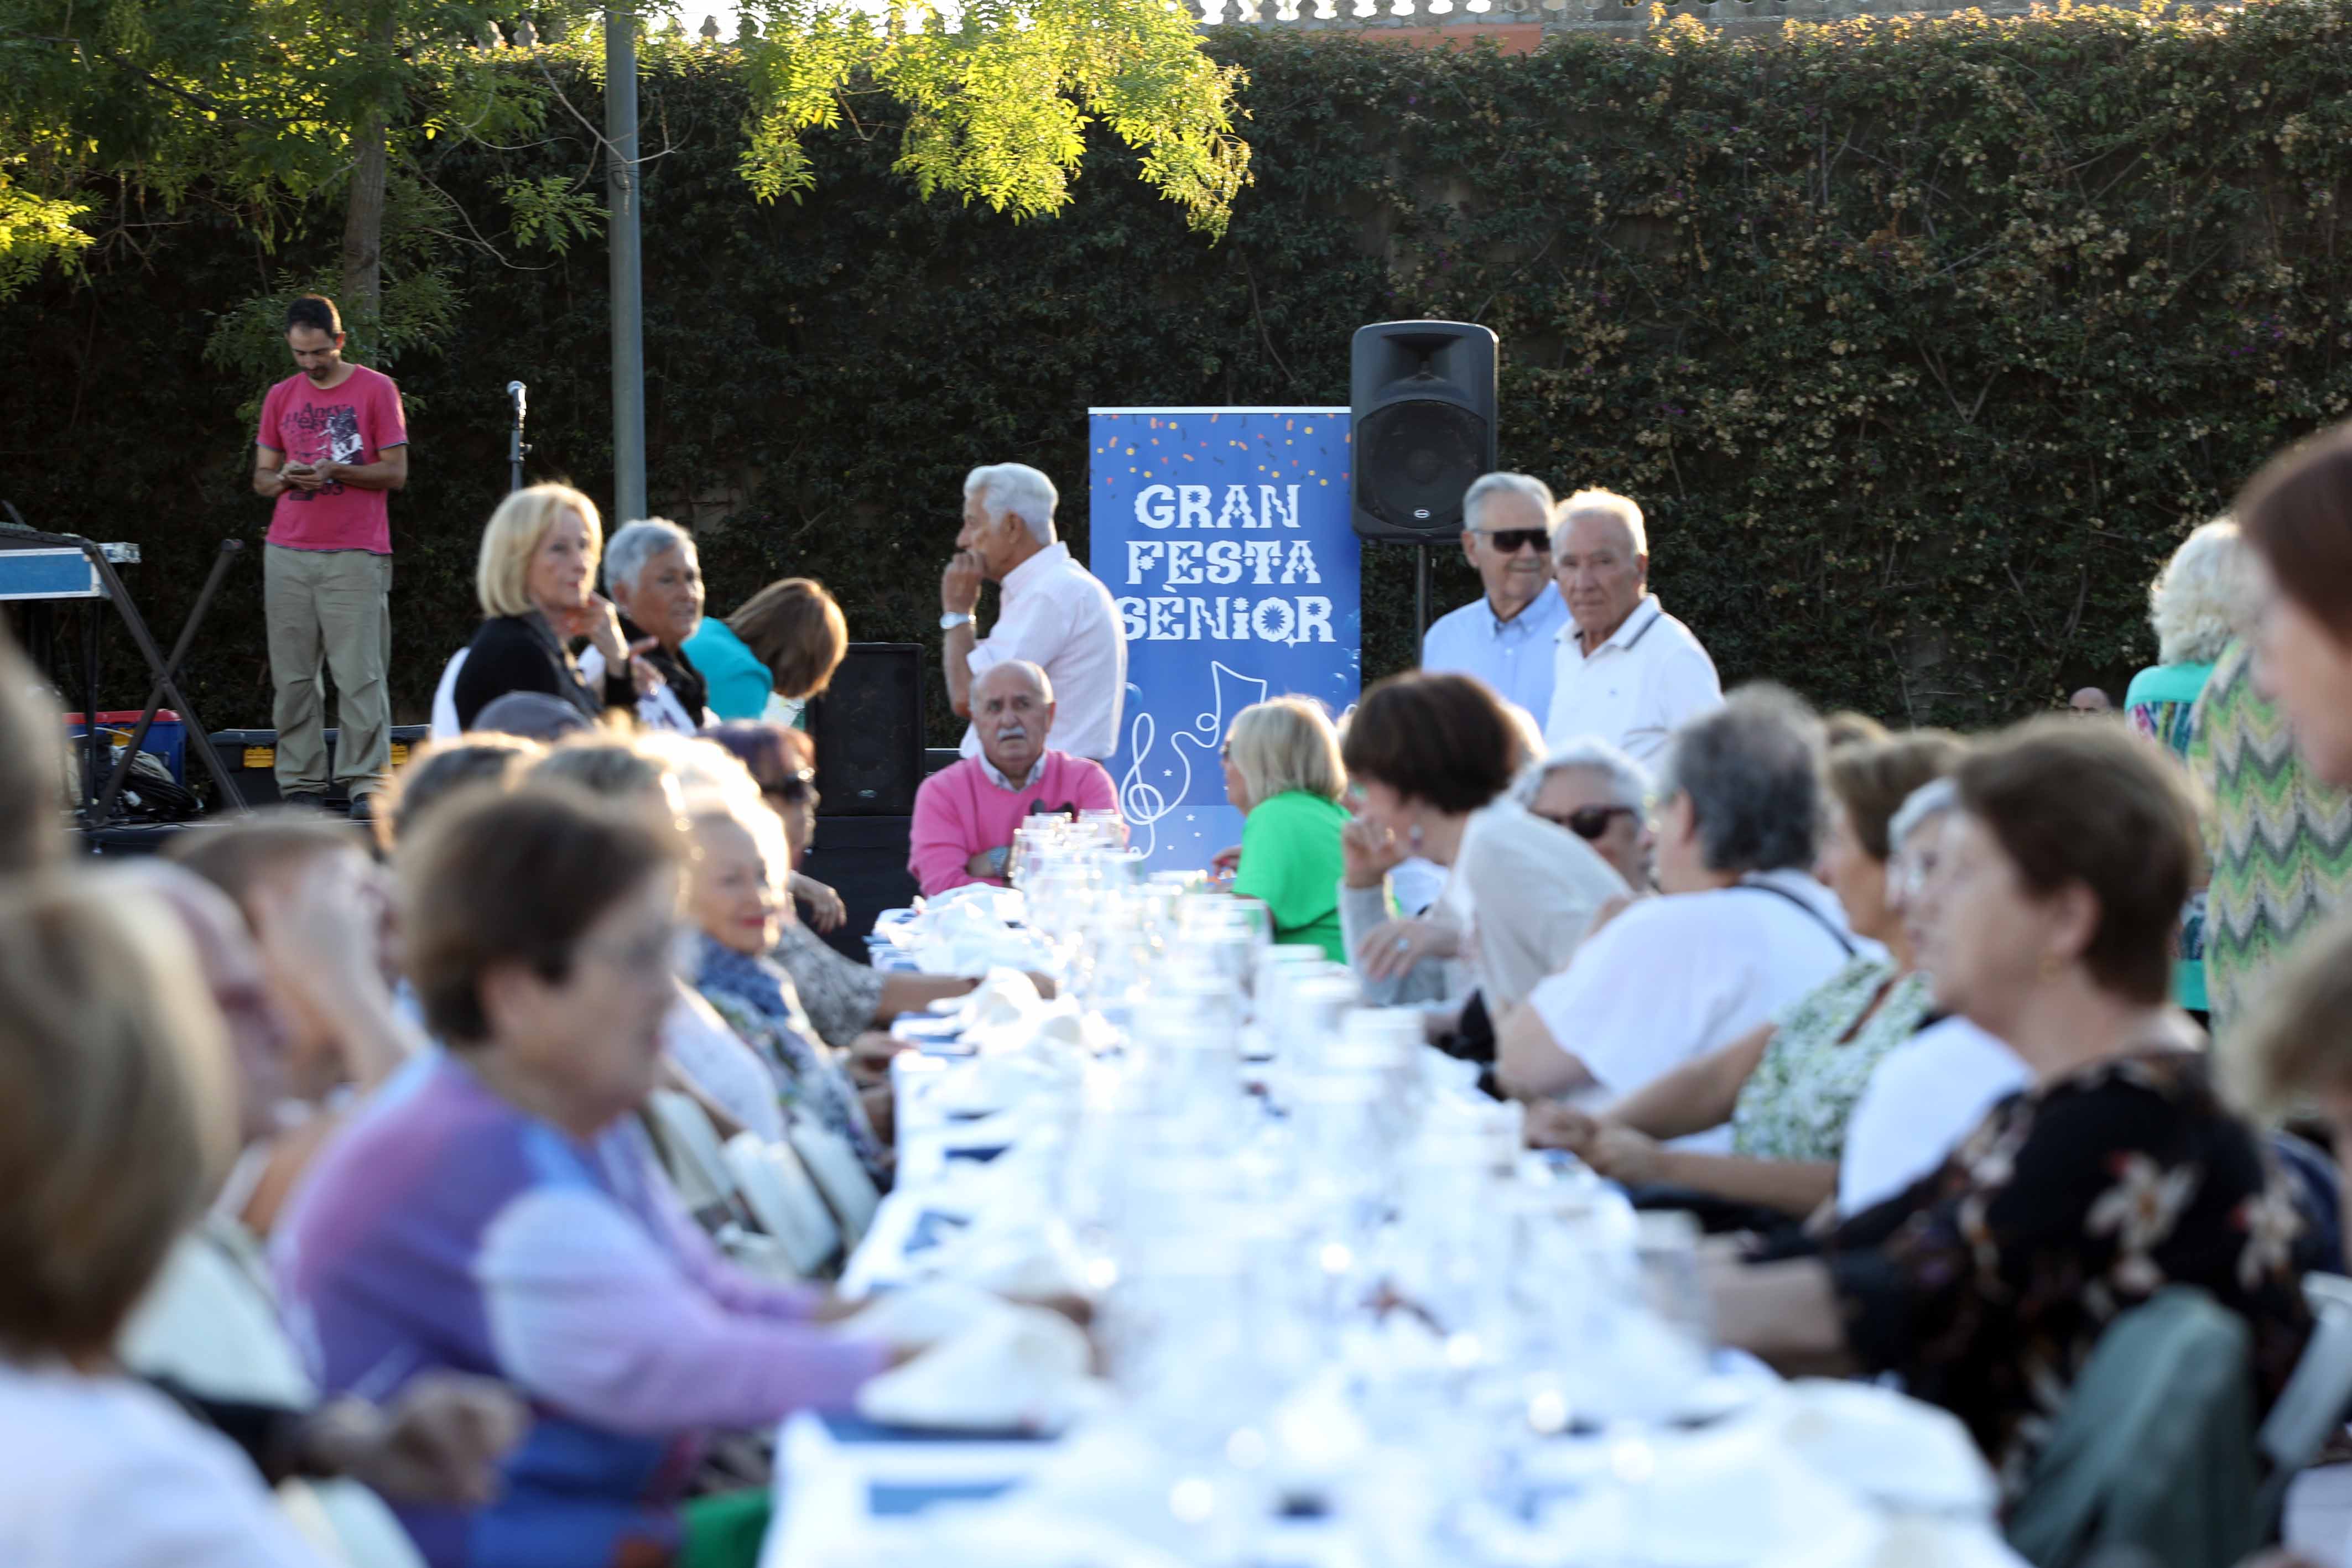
[255,364,407,554]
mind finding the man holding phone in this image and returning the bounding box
[252,294,408,819]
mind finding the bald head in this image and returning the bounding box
[973,661,1056,782]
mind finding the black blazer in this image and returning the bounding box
[452,612,633,731]
[618,611,710,721]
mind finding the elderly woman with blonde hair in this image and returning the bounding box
[447,483,664,732]
[1215,696,1352,962]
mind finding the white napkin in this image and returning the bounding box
[1753,1517,2028,1568]
[1550,1426,1877,1567]
[855,1303,1102,1434]
[960,967,1044,1029]
[829,1280,1010,1351]
[942,1214,1092,1299]
[1772,1379,2000,1517]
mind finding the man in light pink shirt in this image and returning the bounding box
[910,661,1118,895]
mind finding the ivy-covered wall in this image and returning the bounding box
[8,4,2352,746]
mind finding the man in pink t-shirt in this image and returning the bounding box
[908,661,1119,895]
[251,294,409,816]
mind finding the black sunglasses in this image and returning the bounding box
[763,767,818,806]
[1478,528,1551,555]
[1537,804,1640,841]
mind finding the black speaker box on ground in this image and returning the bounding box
[808,643,925,816]
[206,725,433,807]
[1350,321,1500,544]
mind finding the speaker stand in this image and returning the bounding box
[1414,544,1434,662]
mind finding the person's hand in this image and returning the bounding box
[283,463,327,492]
[1341,814,1408,890]
[572,593,631,665]
[312,460,346,486]
[1355,916,1453,981]
[307,1374,528,1507]
[860,1082,896,1146]
[1210,844,1242,878]
[1524,1101,1600,1153]
[624,638,666,698]
[966,847,1007,881]
[941,551,984,616]
[790,871,846,933]
[1581,1123,1667,1187]
[849,1030,906,1083]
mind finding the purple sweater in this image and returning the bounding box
[907,752,1119,897]
[274,1054,887,1568]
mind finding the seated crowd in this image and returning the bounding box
[12,430,2352,1568]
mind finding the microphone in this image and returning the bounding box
[508,381,528,421]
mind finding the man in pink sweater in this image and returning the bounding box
[910,661,1120,895]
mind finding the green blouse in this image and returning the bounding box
[1729,956,1933,1163]
[1231,789,1351,963]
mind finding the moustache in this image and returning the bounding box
[995,725,1029,741]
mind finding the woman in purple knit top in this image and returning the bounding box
[275,784,899,1568]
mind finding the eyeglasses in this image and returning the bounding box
[1476,528,1552,556]
[1536,804,1640,841]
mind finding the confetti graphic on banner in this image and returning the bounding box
[1089,408,1360,872]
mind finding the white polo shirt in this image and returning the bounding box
[1420,583,1571,728]
[1836,1015,2028,1216]
[1542,593,1724,764]
[959,540,1129,763]
[1525,869,1865,1149]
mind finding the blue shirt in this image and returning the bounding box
[1418,583,1570,726]
[679,618,774,721]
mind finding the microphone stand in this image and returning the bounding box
[507,381,530,493]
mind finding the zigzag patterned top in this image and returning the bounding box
[2185,639,2352,1040]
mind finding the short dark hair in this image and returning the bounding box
[378,736,544,851]
[2238,421,2352,638]
[400,784,680,1046]
[1956,717,2202,1007]
[285,294,342,337]
[1825,730,1965,862]
[1339,671,1518,816]
[728,578,849,701]
[166,810,367,920]
[1658,684,1825,874]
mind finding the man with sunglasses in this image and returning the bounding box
[1418,473,1572,730]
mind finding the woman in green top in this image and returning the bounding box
[2122,517,2255,1018]
[1219,696,1352,962]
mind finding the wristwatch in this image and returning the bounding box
[985,845,1011,878]
[939,611,973,631]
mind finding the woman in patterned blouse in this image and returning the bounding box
[1527,731,1961,1217]
[1710,720,2311,1499]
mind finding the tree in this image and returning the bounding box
[0,0,1250,356]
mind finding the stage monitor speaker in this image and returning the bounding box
[809,643,924,817]
[1349,320,1500,544]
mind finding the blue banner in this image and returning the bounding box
[1087,407,1361,872]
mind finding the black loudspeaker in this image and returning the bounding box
[809,643,924,816]
[1349,320,1500,543]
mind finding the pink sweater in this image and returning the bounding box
[909,752,1120,895]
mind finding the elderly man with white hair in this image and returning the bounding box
[596,517,712,727]
[1419,472,1573,727]
[908,660,1119,895]
[1542,487,1722,763]
[941,463,1128,763]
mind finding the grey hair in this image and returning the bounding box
[2150,516,2260,664]
[974,658,1054,704]
[1462,472,1556,533]
[1656,684,1824,873]
[1554,488,1648,560]
[1888,777,1958,852]
[603,518,696,594]
[964,463,1059,545]
[1510,737,1651,812]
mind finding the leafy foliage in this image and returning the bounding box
[5,8,2352,752]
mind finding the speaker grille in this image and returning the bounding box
[1355,397,1491,537]
[809,644,924,817]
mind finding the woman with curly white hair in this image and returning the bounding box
[2123,517,2259,1017]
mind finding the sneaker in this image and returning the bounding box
[346,794,376,825]
[280,791,328,811]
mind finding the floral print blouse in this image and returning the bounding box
[1822,1051,2310,1499]
[1729,956,1932,1163]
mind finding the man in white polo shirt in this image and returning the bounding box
[940,462,1127,763]
[1542,488,1721,764]
[1418,471,1571,728]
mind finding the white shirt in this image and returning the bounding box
[959,541,1128,762]
[0,1361,325,1568]
[1456,799,1630,1008]
[1837,1015,2029,1216]
[1542,593,1724,764]
[1421,584,1571,727]
[1525,869,1863,1149]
